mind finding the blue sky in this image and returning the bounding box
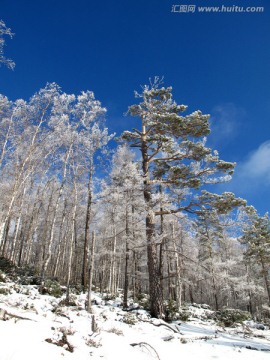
[1,0,270,215]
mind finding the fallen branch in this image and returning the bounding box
[130,342,160,360]
[246,346,259,351]
[152,321,182,334]
[180,335,217,343]
[126,306,140,312]
[137,315,182,334]
[0,307,36,322]
[245,345,270,352]
[193,335,216,341]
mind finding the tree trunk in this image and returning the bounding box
[53,199,68,278]
[189,284,194,303]
[158,185,164,294]
[146,211,164,318]
[0,217,10,257]
[108,224,117,294]
[172,221,182,310]
[123,205,130,309]
[87,231,96,312]
[141,125,164,318]
[9,185,27,262]
[82,162,93,291]
[66,185,78,305]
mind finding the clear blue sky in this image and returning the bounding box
[1,0,270,215]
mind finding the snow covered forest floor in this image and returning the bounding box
[1,271,270,360]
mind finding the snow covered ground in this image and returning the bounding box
[0,279,270,360]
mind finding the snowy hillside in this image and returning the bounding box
[1,274,270,360]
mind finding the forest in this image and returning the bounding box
[0,20,269,321]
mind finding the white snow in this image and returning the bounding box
[0,281,270,360]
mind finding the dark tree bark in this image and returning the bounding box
[142,126,164,318]
[82,163,93,291]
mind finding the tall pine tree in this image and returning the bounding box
[120,78,245,318]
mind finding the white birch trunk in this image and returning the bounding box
[87,231,96,312]
[172,221,182,310]
[66,182,78,304]
[41,144,72,280]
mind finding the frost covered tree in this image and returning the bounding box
[120,78,245,318]
[241,212,270,305]
[0,84,113,293]
[46,87,113,290]
[76,94,113,291]
[195,210,244,310]
[0,84,60,253]
[0,20,15,70]
[95,145,144,305]
[109,145,143,307]
[159,214,195,310]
